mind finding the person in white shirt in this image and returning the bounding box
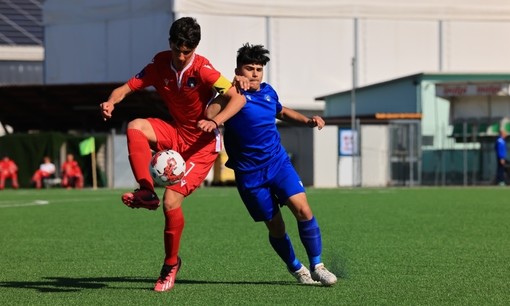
[31,156,56,189]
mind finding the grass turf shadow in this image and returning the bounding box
[0,276,311,292]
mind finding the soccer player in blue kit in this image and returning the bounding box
[207,43,337,285]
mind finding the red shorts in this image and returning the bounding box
[148,118,220,197]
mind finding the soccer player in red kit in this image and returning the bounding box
[0,156,19,189]
[100,17,247,292]
[61,153,84,189]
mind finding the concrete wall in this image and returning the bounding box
[313,126,338,187]
[361,125,390,187]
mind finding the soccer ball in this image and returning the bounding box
[149,150,186,186]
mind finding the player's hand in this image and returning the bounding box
[232,75,250,92]
[197,119,219,133]
[307,116,325,130]
[100,101,115,121]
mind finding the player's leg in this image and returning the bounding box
[286,194,337,286]
[275,160,337,286]
[32,170,42,189]
[122,118,160,209]
[11,172,18,189]
[76,174,84,189]
[61,175,69,188]
[0,172,5,189]
[69,176,76,188]
[264,211,316,284]
[154,189,185,292]
[266,212,300,271]
[154,139,218,292]
[235,167,313,284]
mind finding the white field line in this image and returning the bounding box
[0,200,49,208]
[0,197,111,208]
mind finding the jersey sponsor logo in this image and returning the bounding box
[264,94,271,101]
[164,78,169,86]
[246,95,252,101]
[204,64,212,70]
[187,77,197,88]
[135,69,145,79]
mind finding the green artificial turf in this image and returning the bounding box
[0,187,509,305]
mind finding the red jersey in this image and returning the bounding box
[61,161,82,177]
[0,159,17,174]
[127,51,223,145]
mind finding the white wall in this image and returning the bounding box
[44,0,510,111]
[112,135,136,188]
[313,126,338,187]
[361,125,389,187]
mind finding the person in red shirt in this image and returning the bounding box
[100,17,247,292]
[0,156,19,189]
[61,153,84,189]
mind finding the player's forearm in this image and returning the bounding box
[209,89,246,125]
[279,107,325,129]
[107,83,132,104]
[205,95,228,120]
[279,107,310,125]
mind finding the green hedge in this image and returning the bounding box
[0,132,107,188]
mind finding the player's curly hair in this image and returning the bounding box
[169,17,201,49]
[236,43,270,67]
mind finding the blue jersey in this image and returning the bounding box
[223,83,287,172]
[495,136,507,160]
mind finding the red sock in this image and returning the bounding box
[163,207,185,266]
[127,128,154,191]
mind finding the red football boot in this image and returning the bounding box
[121,188,160,210]
[154,257,182,292]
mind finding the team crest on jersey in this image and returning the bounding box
[135,69,145,79]
[187,77,197,88]
[164,78,169,86]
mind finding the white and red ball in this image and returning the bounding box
[149,150,186,186]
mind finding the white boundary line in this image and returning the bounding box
[0,200,49,208]
[0,196,112,208]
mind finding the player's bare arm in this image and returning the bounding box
[198,75,248,132]
[199,86,246,132]
[205,94,228,121]
[204,74,249,121]
[100,83,133,121]
[277,106,325,130]
[212,86,246,124]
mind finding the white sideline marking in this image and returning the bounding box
[0,200,49,208]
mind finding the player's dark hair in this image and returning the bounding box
[169,17,201,49]
[236,43,270,68]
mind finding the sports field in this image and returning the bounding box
[0,187,509,305]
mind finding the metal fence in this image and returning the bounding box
[385,122,502,186]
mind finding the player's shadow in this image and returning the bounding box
[0,277,153,292]
[0,277,295,292]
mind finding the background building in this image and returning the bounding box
[318,73,510,187]
[0,0,44,135]
[1,0,510,187]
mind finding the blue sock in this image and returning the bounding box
[298,216,322,270]
[269,233,302,272]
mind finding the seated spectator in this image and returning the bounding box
[31,156,56,189]
[0,156,19,189]
[61,153,84,189]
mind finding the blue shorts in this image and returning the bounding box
[235,157,305,222]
